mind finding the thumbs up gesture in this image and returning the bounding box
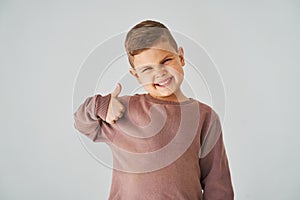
[105,83,126,124]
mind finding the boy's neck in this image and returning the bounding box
[149,89,189,103]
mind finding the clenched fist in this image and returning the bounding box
[105,83,126,124]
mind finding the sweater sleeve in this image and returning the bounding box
[73,93,114,142]
[199,109,234,200]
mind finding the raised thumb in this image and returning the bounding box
[111,83,122,98]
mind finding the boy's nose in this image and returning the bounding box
[154,65,167,78]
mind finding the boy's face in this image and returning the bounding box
[129,42,185,100]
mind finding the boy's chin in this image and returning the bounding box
[145,86,173,95]
[149,91,176,98]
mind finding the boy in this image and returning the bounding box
[73,20,234,199]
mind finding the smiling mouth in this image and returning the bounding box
[154,77,173,87]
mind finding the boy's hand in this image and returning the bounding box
[106,83,126,124]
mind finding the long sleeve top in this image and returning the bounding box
[73,93,234,200]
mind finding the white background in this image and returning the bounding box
[1,0,299,199]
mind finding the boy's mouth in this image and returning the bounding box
[154,77,173,87]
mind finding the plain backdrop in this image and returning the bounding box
[1,0,299,199]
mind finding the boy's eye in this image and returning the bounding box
[142,67,152,72]
[162,58,172,64]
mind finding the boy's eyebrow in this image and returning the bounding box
[159,54,173,63]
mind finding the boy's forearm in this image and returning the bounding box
[73,94,111,141]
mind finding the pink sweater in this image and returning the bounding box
[73,93,234,200]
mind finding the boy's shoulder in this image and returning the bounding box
[195,99,221,122]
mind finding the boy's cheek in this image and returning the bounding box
[139,78,155,86]
[143,85,155,93]
[166,65,184,76]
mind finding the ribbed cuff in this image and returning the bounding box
[94,93,111,121]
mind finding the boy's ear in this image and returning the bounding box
[178,47,185,66]
[129,67,139,78]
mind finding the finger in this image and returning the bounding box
[117,112,124,119]
[117,103,126,114]
[111,102,125,115]
[120,105,126,113]
[117,108,125,116]
[106,115,115,124]
[112,113,122,120]
[111,119,117,124]
[107,116,119,124]
[119,109,125,115]
[106,117,112,124]
[111,83,122,98]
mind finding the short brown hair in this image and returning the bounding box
[124,20,178,68]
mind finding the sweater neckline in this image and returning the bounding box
[143,93,195,105]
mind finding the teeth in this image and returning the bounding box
[159,80,169,85]
[157,77,171,86]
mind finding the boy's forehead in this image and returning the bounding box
[151,41,177,54]
[133,49,173,67]
[133,43,177,68]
